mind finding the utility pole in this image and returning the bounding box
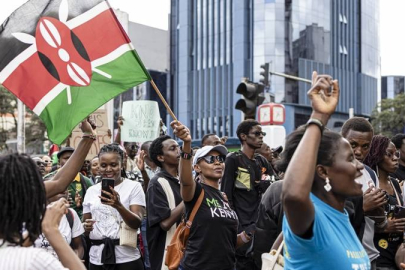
[269,71,312,84]
[17,100,25,153]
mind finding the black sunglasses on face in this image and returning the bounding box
[198,155,226,164]
[36,161,45,167]
[249,131,266,137]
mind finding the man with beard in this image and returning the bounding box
[221,120,271,270]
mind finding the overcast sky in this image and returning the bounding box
[0,0,402,76]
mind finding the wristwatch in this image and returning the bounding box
[306,118,324,134]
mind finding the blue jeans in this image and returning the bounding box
[141,219,150,270]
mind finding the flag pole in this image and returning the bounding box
[150,79,177,121]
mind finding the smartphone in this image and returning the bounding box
[101,178,115,203]
[394,206,405,219]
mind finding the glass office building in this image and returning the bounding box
[169,0,380,137]
[381,76,405,99]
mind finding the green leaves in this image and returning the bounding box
[371,94,405,137]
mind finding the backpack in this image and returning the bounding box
[364,165,377,185]
[79,173,89,198]
[66,208,74,230]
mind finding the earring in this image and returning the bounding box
[376,166,380,178]
[324,177,332,192]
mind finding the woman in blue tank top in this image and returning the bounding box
[280,71,370,270]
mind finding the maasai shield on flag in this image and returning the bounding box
[0,0,151,144]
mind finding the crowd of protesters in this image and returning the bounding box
[3,72,405,270]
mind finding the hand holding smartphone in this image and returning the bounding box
[101,178,115,203]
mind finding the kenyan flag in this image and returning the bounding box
[0,0,151,144]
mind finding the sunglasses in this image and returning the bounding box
[198,155,226,164]
[249,131,266,137]
[386,151,400,159]
[36,161,45,166]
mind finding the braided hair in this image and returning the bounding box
[363,135,390,171]
[0,153,46,246]
[98,143,127,177]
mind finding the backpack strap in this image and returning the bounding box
[364,165,377,185]
[80,173,88,197]
[157,178,176,210]
[66,209,74,230]
[157,177,177,269]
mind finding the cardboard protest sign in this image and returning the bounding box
[121,101,160,142]
[71,109,111,160]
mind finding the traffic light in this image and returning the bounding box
[235,80,265,119]
[259,63,270,86]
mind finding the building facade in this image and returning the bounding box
[169,0,380,137]
[113,13,169,128]
[381,76,405,99]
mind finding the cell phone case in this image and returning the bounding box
[394,206,405,219]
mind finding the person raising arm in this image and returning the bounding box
[172,121,250,270]
[45,118,96,198]
[281,71,370,269]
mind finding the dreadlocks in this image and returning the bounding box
[363,135,390,171]
[98,143,127,177]
[0,153,46,246]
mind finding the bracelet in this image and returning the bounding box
[82,133,97,140]
[306,118,324,134]
[240,231,251,243]
[180,150,193,160]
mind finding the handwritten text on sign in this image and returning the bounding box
[121,101,160,142]
[71,109,110,160]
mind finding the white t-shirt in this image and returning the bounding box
[34,208,84,258]
[355,167,379,192]
[82,179,145,265]
[0,241,67,270]
[355,167,380,261]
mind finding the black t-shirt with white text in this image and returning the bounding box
[180,183,238,270]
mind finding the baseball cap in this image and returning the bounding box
[57,147,75,159]
[272,145,283,154]
[193,145,228,166]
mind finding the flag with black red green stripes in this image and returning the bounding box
[0,0,151,144]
